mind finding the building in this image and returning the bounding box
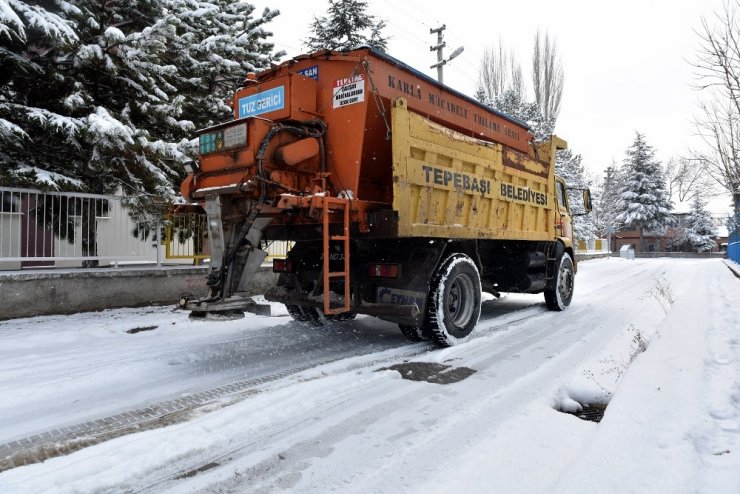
[611,213,728,254]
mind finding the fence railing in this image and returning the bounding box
[1,187,162,269]
[165,212,209,262]
[164,212,292,263]
[1,187,292,270]
[575,238,609,253]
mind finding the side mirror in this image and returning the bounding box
[566,187,592,216]
[582,189,592,213]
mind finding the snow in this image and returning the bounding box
[86,107,134,149]
[0,258,739,493]
[0,1,24,41]
[2,0,77,42]
[16,165,83,188]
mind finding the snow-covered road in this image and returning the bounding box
[1,257,738,493]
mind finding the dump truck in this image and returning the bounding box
[178,47,591,347]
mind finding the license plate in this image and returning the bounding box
[376,287,426,306]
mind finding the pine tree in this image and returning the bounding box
[1,0,281,197]
[615,133,674,251]
[165,1,282,140]
[493,89,553,142]
[1,0,281,263]
[305,0,387,52]
[555,149,597,242]
[593,164,624,250]
[0,0,79,186]
[670,194,718,252]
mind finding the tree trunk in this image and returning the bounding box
[639,226,645,253]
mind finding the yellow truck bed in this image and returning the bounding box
[391,98,559,241]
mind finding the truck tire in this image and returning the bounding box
[285,305,323,326]
[426,254,481,347]
[398,324,427,342]
[324,312,357,322]
[544,253,574,311]
[286,305,356,325]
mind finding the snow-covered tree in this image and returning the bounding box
[593,164,624,250]
[493,89,553,142]
[668,194,718,252]
[556,148,597,242]
[305,0,387,52]
[1,0,281,197]
[1,0,281,264]
[615,133,674,250]
[0,0,78,185]
[165,1,282,139]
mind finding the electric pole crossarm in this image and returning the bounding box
[429,25,463,85]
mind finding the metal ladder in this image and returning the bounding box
[322,197,351,315]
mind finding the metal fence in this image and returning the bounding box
[1,187,163,269]
[165,211,209,263]
[1,187,292,270]
[575,238,609,253]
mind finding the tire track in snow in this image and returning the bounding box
[147,259,684,492]
[0,258,662,478]
[0,343,430,473]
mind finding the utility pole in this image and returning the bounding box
[430,25,446,84]
[430,25,464,86]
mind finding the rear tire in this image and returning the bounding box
[544,253,574,311]
[285,304,323,326]
[286,305,357,325]
[324,312,357,322]
[398,324,427,342]
[426,254,481,347]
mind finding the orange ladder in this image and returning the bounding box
[322,197,351,315]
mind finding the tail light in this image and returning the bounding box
[368,263,399,278]
[273,259,294,273]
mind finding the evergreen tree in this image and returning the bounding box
[555,148,597,242]
[305,0,387,52]
[1,0,281,198]
[0,0,79,186]
[493,89,553,142]
[615,132,674,251]
[669,194,718,252]
[593,164,624,250]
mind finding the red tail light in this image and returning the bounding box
[273,259,294,273]
[368,263,399,278]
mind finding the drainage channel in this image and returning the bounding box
[0,346,430,473]
[564,404,608,423]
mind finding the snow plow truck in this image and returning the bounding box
[177,47,591,347]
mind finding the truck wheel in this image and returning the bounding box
[324,312,357,322]
[285,304,323,326]
[427,254,481,347]
[544,253,574,311]
[398,324,427,342]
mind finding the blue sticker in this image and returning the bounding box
[238,86,285,118]
[297,65,319,80]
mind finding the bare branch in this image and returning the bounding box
[477,40,522,103]
[692,0,740,194]
[531,29,564,124]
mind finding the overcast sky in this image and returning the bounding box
[255,0,732,212]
